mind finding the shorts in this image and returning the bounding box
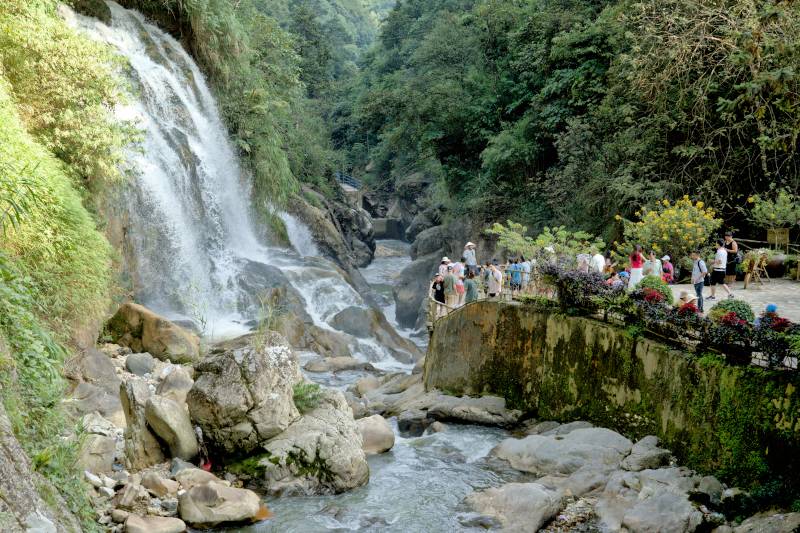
[725,261,737,276]
[710,270,726,285]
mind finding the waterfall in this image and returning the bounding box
[65,2,367,340]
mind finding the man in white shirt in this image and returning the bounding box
[591,249,605,274]
[709,239,733,300]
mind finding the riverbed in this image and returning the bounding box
[235,240,522,532]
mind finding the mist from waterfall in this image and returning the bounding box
[66,2,365,340]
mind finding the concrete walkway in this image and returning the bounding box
[671,278,800,322]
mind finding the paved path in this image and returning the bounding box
[671,278,800,322]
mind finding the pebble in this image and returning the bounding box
[111,509,129,523]
[101,475,117,489]
[98,486,116,498]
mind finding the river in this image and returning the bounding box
[235,241,523,533]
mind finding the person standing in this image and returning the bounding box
[690,250,708,312]
[464,271,479,304]
[509,258,522,297]
[709,239,733,300]
[453,258,466,306]
[643,250,662,278]
[463,242,478,274]
[487,264,502,299]
[438,257,450,277]
[628,245,645,289]
[519,255,532,291]
[723,231,739,286]
[591,248,605,274]
[661,255,674,284]
[431,274,445,318]
[443,265,458,309]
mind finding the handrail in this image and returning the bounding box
[334,171,362,190]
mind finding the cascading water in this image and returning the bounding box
[66,2,377,344]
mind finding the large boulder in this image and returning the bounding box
[357,414,395,455]
[106,303,200,364]
[410,225,446,260]
[734,512,800,532]
[120,378,166,470]
[328,306,423,363]
[178,481,261,528]
[156,366,194,405]
[145,396,198,460]
[76,433,116,473]
[494,428,633,475]
[256,389,369,495]
[621,435,671,472]
[187,334,300,455]
[233,259,311,322]
[393,251,442,328]
[465,483,565,532]
[329,306,373,338]
[63,348,124,426]
[621,492,703,533]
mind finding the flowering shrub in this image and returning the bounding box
[638,275,674,305]
[539,261,608,311]
[618,196,722,261]
[678,302,700,316]
[720,311,747,327]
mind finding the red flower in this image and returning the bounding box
[643,288,665,303]
[678,302,699,315]
[769,316,792,332]
[721,311,746,327]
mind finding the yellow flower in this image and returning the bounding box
[747,196,755,204]
[696,201,704,208]
[614,214,622,221]
[662,199,670,207]
[635,211,642,217]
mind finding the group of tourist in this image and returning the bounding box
[430,231,745,319]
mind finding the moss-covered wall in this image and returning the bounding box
[424,302,800,491]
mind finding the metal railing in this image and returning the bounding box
[334,171,362,190]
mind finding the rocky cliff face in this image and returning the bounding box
[424,302,800,493]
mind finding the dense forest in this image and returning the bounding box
[334,0,800,237]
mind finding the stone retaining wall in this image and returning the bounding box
[424,301,800,490]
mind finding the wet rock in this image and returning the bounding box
[733,512,800,532]
[126,353,155,376]
[156,366,194,405]
[233,260,311,322]
[124,514,186,533]
[106,303,200,363]
[344,391,368,419]
[397,409,430,437]
[430,421,447,433]
[494,428,633,475]
[145,396,198,460]
[330,306,373,338]
[357,414,395,455]
[178,481,261,528]
[257,389,369,495]
[77,434,117,473]
[621,435,671,472]
[120,378,166,470]
[304,356,375,373]
[187,334,300,455]
[465,482,566,531]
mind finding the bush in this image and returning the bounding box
[708,300,756,324]
[293,382,323,414]
[638,275,674,305]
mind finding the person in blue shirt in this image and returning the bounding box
[508,258,522,296]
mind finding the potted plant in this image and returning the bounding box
[746,188,800,251]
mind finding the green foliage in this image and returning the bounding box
[0,160,40,235]
[638,275,674,305]
[0,78,112,335]
[0,0,131,188]
[487,221,604,263]
[746,188,800,230]
[0,254,99,530]
[338,0,800,236]
[708,300,756,324]
[293,382,323,413]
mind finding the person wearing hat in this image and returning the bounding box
[661,255,674,284]
[438,257,451,277]
[755,304,779,327]
[677,290,698,307]
[464,242,478,274]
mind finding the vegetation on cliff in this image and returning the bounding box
[337,0,800,236]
